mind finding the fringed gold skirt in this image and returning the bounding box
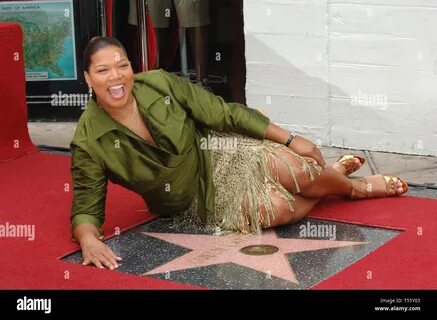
[178,131,322,234]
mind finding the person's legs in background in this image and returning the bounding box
[175,0,210,85]
[146,0,173,68]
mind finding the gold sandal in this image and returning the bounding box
[382,174,409,197]
[350,175,408,199]
[337,154,366,176]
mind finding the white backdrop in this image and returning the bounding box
[244,0,437,156]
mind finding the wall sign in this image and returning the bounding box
[0,0,77,81]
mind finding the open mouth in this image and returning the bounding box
[108,84,125,99]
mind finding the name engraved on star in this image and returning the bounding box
[188,234,255,264]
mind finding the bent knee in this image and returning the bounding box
[271,201,296,226]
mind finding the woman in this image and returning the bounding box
[71,37,408,270]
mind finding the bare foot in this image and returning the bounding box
[350,174,407,199]
[332,157,362,176]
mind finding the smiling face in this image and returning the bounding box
[84,45,134,109]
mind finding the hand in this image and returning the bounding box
[288,135,326,168]
[80,234,122,270]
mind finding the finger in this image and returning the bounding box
[82,257,91,266]
[314,149,327,167]
[90,257,105,269]
[102,250,118,269]
[107,247,122,262]
[319,157,327,168]
[319,156,327,168]
[312,152,326,168]
[98,254,115,270]
[303,157,318,166]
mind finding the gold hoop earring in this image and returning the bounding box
[88,86,93,99]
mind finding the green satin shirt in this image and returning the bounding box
[70,69,270,232]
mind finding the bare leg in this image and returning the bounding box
[259,150,405,229]
[257,152,324,228]
[267,151,405,199]
[260,190,321,229]
[299,166,354,198]
[342,175,406,199]
[266,152,352,197]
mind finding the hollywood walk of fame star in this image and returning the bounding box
[142,229,366,283]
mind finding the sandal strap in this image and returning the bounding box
[337,155,366,176]
[351,175,409,199]
[384,175,396,197]
[383,175,408,197]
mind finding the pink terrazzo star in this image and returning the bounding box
[142,229,365,283]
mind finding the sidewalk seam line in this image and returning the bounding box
[364,150,378,175]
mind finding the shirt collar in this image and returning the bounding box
[85,73,163,140]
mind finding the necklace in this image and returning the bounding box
[112,98,138,125]
[108,98,154,144]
